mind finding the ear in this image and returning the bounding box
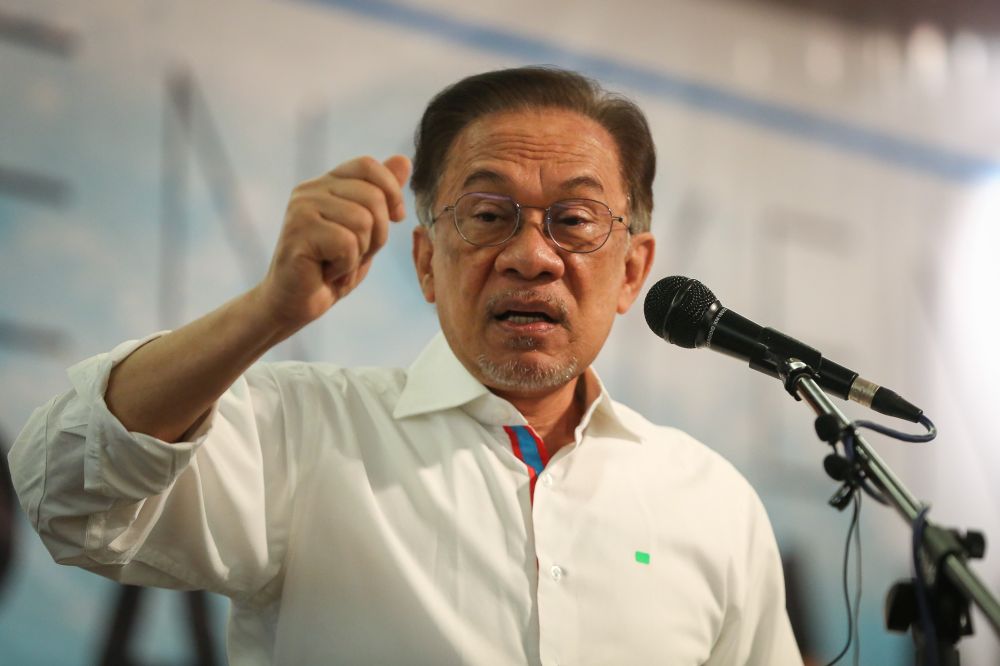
[616,232,655,314]
[412,225,436,303]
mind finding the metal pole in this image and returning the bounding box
[784,360,1000,636]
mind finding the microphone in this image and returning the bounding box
[643,276,923,422]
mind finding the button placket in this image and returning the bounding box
[535,465,576,666]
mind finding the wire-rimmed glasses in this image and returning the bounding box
[433,192,628,254]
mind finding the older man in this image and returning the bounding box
[9,67,801,664]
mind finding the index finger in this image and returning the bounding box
[329,156,408,220]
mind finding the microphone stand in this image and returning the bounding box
[776,358,1000,664]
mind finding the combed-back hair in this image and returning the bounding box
[411,66,656,233]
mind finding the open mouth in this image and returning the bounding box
[495,310,558,325]
[486,290,569,331]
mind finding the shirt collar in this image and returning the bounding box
[574,368,644,444]
[393,332,491,419]
[394,332,643,443]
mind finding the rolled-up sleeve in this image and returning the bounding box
[7,335,292,606]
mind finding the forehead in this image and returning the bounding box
[438,108,624,199]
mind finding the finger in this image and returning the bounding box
[383,156,411,222]
[302,190,388,260]
[322,178,391,232]
[382,155,412,221]
[315,198,377,259]
[383,154,411,187]
[330,255,373,295]
[309,221,362,282]
[287,194,373,261]
[330,156,407,223]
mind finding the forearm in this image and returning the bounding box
[102,155,411,442]
[105,286,294,442]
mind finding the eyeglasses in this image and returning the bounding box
[432,192,629,254]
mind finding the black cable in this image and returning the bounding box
[824,492,861,666]
[852,414,936,443]
[837,414,937,506]
[851,493,863,666]
[821,413,938,664]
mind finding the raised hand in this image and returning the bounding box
[259,154,411,331]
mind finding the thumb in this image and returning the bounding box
[383,154,412,188]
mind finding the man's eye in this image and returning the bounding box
[469,207,512,224]
[553,211,596,226]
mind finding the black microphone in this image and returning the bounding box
[643,275,923,422]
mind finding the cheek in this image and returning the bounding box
[575,260,626,317]
[432,247,492,313]
[429,242,460,295]
[438,243,498,286]
[576,254,623,289]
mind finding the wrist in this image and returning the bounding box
[237,285,304,353]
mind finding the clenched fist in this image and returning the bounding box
[259,154,411,331]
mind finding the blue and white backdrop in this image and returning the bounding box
[2,1,999,663]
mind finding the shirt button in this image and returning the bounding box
[541,473,554,487]
[550,565,564,581]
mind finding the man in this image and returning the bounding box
[9,67,802,664]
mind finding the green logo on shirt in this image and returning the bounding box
[635,550,650,565]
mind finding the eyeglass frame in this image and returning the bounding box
[431,191,631,254]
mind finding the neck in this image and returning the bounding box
[494,371,596,455]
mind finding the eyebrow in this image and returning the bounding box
[460,170,607,195]
[461,170,508,190]
[560,175,605,194]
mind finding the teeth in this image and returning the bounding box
[507,314,548,324]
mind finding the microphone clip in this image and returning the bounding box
[775,355,819,402]
[823,452,862,511]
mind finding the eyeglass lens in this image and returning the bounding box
[453,193,613,252]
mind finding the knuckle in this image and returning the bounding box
[285,192,305,213]
[340,236,361,265]
[345,201,375,229]
[292,176,322,195]
[355,155,380,173]
[361,189,388,219]
[287,195,309,213]
[334,220,358,245]
[286,205,317,231]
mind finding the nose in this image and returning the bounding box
[493,209,565,281]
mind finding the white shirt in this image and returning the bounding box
[9,332,802,665]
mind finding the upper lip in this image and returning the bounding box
[489,293,567,323]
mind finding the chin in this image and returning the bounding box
[475,352,580,393]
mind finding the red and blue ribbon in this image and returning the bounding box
[503,425,550,502]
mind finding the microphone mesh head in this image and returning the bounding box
[643,276,717,347]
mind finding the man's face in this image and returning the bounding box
[412,108,654,398]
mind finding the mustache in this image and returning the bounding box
[485,288,571,329]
